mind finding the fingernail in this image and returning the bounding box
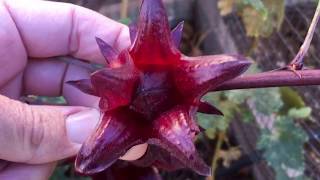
[66,109,101,144]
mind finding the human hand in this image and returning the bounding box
[0,0,147,179]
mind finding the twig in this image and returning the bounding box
[215,69,320,91]
[288,0,320,70]
[210,132,225,180]
[216,150,264,178]
[120,0,129,19]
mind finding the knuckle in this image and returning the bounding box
[0,1,27,87]
[17,104,45,161]
[28,107,45,151]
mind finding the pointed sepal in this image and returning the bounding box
[130,0,180,67]
[91,52,139,111]
[96,37,119,65]
[198,101,223,116]
[171,21,184,48]
[129,23,137,44]
[148,105,211,176]
[133,145,185,171]
[75,108,146,174]
[174,55,251,100]
[130,20,184,49]
[66,79,96,96]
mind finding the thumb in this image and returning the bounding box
[0,95,100,164]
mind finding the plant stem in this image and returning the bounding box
[211,132,225,180]
[120,0,129,19]
[215,69,320,91]
[289,0,320,67]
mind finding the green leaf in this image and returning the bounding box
[227,88,283,115]
[242,0,268,17]
[288,107,312,119]
[240,0,285,37]
[205,127,217,139]
[241,107,254,123]
[119,18,131,25]
[218,0,236,16]
[197,113,229,139]
[280,87,305,112]
[198,93,239,139]
[251,88,283,115]
[225,89,251,105]
[50,165,91,180]
[257,116,308,180]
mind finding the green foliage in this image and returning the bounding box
[225,87,283,119]
[241,0,268,17]
[225,83,308,180]
[197,92,239,139]
[230,88,282,113]
[225,89,250,105]
[224,65,282,116]
[218,0,285,38]
[240,107,255,123]
[280,87,306,112]
[252,88,283,115]
[200,63,309,179]
[50,165,91,180]
[288,107,312,119]
[218,0,267,17]
[257,115,308,180]
[240,0,285,37]
[25,95,67,105]
[119,18,131,25]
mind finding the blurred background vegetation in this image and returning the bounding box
[37,0,320,179]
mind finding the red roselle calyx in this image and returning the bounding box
[68,0,251,176]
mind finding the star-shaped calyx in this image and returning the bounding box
[68,0,251,176]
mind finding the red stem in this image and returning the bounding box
[215,69,320,91]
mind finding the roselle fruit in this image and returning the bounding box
[68,0,251,176]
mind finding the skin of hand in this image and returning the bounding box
[0,0,148,179]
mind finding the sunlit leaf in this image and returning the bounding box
[218,0,268,17]
[280,87,305,113]
[198,93,239,139]
[288,107,312,119]
[240,0,285,37]
[218,147,242,168]
[242,0,268,17]
[218,0,236,16]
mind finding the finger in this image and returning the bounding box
[0,162,56,180]
[23,59,68,97]
[3,0,130,64]
[24,58,99,108]
[66,109,148,161]
[62,59,100,108]
[0,95,147,164]
[0,160,9,172]
[0,72,23,99]
[0,1,26,88]
[0,95,100,163]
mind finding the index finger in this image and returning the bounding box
[3,0,130,64]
